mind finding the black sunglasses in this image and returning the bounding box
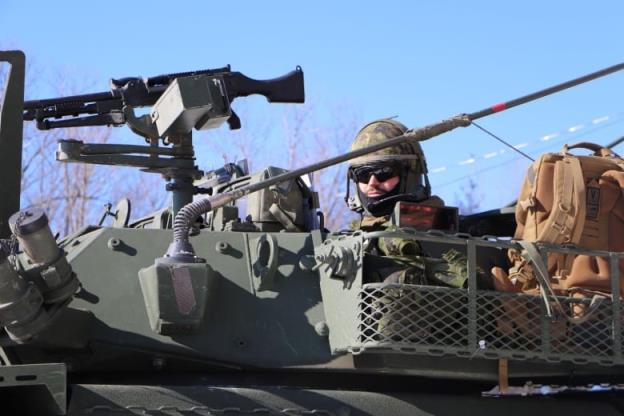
[352,164,399,183]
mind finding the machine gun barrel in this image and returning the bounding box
[24,90,116,110]
[22,86,159,129]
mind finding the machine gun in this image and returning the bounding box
[23,65,304,132]
[21,64,305,217]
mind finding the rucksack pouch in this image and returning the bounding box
[497,142,624,332]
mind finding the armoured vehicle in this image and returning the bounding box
[1,50,624,415]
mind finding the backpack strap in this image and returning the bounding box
[516,156,545,240]
[537,156,585,245]
[517,240,555,318]
[568,156,586,244]
[518,240,605,324]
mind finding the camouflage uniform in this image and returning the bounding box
[356,211,470,289]
[355,211,471,340]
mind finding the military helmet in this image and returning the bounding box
[346,119,431,216]
[348,119,428,174]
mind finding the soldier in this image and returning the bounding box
[346,119,469,288]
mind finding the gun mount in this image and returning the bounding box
[24,64,304,218]
[2,50,624,415]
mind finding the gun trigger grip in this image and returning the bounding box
[227,111,241,130]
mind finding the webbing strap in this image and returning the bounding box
[564,157,586,274]
[518,240,604,324]
[568,157,586,244]
[522,156,545,241]
[539,160,576,244]
[518,241,554,317]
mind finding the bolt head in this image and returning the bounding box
[314,321,329,337]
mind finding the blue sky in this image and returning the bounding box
[1,1,623,211]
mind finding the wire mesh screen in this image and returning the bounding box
[353,283,622,365]
[358,285,467,348]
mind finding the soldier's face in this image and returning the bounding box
[357,174,400,197]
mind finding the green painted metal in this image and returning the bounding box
[0,363,66,415]
[0,224,616,383]
[0,51,25,238]
[56,228,330,368]
[138,258,215,334]
[314,231,364,354]
[65,383,624,416]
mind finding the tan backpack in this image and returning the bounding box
[493,142,624,330]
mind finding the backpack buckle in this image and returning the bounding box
[550,221,571,239]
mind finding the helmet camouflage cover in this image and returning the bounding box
[349,119,428,174]
[346,119,432,216]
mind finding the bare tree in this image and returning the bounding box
[200,101,276,173]
[13,65,116,235]
[21,125,113,236]
[453,177,484,215]
[107,170,169,222]
[196,98,362,231]
[280,100,362,231]
[3,52,365,236]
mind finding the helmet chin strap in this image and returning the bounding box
[364,190,427,217]
[358,186,429,217]
[347,159,431,216]
[357,185,400,216]
[356,163,431,216]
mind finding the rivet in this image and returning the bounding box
[107,238,121,250]
[153,357,166,370]
[234,338,249,350]
[215,241,229,253]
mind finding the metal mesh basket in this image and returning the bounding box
[358,285,467,352]
[352,283,622,365]
[318,229,624,365]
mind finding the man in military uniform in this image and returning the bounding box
[346,118,469,288]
